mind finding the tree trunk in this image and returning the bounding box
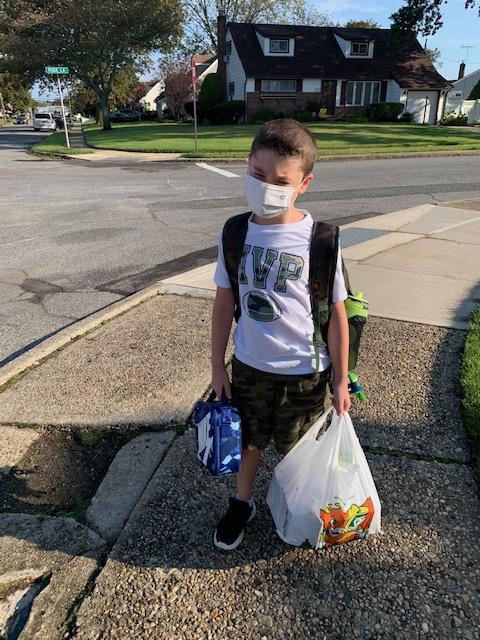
[99,93,111,130]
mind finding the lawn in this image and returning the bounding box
[83,121,480,158]
[460,306,480,481]
[30,131,93,156]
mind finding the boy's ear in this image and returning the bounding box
[300,173,314,193]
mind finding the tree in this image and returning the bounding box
[0,72,35,113]
[180,0,334,54]
[163,58,192,118]
[0,0,183,130]
[344,19,382,28]
[390,0,478,37]
[468,79,480,100]
[424,47,441,65]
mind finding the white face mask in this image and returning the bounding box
[244,173,303,219]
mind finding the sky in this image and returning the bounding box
[33,0,480,102]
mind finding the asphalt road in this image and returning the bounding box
[1,124,480,365]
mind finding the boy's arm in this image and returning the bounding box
[327,300,351,415]
[211,286,235,399]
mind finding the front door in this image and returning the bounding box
[319,80,336,115]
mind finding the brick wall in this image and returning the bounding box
[247,91,323,120]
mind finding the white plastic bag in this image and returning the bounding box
[266,406,381,549]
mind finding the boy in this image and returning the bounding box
[211,119,351,550]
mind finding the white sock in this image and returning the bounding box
[235,493,254,507]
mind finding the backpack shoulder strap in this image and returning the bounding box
[309,221,339,367]
[221,212,250,322]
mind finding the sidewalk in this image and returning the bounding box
[1,203,479,639]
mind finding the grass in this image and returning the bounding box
[460,306,480,481]
[30,130,92,156]
[83,121,480,158]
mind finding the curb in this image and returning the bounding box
[31,149,480,164]
[0,283,214,390]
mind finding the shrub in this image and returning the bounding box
[362,102,405,122]
[206,100,245,125]
[286,110,315,122]
[250,107,275,123]
[441,112,469,126]
[345,112,369,123]
[399,111,415,122]
[198,74,223,113]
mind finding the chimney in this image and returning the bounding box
[217,12,227,99]
[458,62,466,79]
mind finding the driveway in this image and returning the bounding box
[1,124,480,365]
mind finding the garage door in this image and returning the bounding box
[406,90,440,124]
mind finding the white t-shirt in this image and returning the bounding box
[214,210,348,374]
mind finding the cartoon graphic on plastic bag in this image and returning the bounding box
[318,496,375,547]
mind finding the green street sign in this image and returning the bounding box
[45,66,69,74]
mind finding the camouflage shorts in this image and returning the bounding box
[231,355,332,457]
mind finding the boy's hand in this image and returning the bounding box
[331,378,351,416]
[212,366,232,400]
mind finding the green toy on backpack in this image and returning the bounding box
[221,212,368,402]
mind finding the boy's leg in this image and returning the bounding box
[273,366,331,456]
[236,447,263,501]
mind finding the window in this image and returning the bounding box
[350,41,369,56]
[261,79,296,93]
[346,81,381,106]
[228,82,235,96]
[269,38,289,53]
[225,40,232,55]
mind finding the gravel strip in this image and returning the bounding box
[74,428,480,640]
[351,317,469,462]
[71,317,478,640]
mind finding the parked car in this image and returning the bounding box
[33,112,57,131]
[15,114,30,125]
[109,109,140,122]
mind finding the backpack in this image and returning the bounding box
[221,212,368,394]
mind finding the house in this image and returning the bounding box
[445,64,480,113]
[217,16,450,124]
[139,80,164,111]
[154,54,218,117]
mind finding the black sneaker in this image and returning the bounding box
[213,497,256,550]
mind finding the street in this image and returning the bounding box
[1,124,480,365]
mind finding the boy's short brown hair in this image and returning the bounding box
[250,118,317,177]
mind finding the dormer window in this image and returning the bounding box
[350,41,369,56]
[270,38,289,53]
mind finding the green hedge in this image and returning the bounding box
[460,306,480,480]
[206,100,245,125]
[362,102,404,122]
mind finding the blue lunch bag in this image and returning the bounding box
[194,390,242,476]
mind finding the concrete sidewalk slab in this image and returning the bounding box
[66,149,182,162]
[399,206,480,235]
[0,294,222,428]
[341,231,422,261]
[0,513,106,640]
[86,430,175,543]
[0,426,40,476]
[361,237,479,283]
[346,261,478,328]
[433,218,480,244]
[73,427,480,640]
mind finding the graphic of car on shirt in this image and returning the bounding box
[242,290,282,322]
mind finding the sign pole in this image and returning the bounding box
[57,73,70,148]
[191,57,198,154]
[0,90,7,125]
